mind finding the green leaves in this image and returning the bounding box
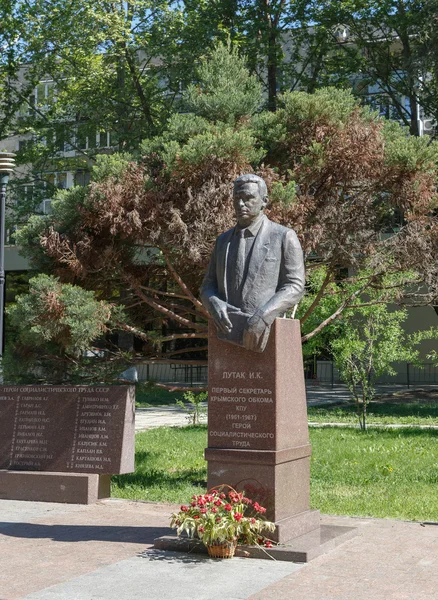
[330,285,435,429]
[184,42,262,124]
[7,274,112,356]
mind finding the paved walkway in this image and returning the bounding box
[0,499,436,600]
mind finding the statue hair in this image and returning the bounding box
[234,174,267,199]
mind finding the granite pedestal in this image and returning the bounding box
[205,319,319,543]
[0,471,111,503]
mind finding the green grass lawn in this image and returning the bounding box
[112,426,208,502]
[307,401,438,426]
[310,426,438,521]
[112,424,438,522]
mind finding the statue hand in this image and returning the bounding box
[210,298,232,334]
[243,313,270,353]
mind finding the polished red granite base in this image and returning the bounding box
[206,319,319,544]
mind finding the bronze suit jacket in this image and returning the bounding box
[200,215,305,330]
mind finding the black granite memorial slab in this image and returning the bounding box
[0,385,135,474]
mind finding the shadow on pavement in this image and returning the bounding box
[139,549,209,564]
[0,522,172,544]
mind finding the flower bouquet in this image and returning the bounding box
[170,484,275,559]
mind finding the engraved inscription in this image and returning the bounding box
[0,386,134,474]
[209,370,275,450]
[69,394,114,471]
[9,395,52,469]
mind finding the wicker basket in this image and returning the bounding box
[206,539,237,559]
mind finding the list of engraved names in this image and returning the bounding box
[9,390,52,469]
[68,392,117,471]
[0,386,133,473]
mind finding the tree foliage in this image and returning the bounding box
[5,41,438,384]
[184,42,262,123]
[4,273,124,384]
[331,297,436,430]
[309,0,438,136]
[8,274,111,355]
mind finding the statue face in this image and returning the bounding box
[233,182,267,227]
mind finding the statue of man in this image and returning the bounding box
[200,174,305,352]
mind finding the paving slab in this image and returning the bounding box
[1,499,437,600]
[0,499,173,599]
[135,405,205,431]
[248,515,438,600]
[21,553,302,600]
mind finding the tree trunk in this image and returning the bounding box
[397,6,420,136]
[267,29,278,111]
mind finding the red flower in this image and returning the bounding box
[198,526,205,533]
[190,501,197,507]
[220,493,226,499]
[211,507,218,513]
[228,491,243,503]
[193,515,200,519]
[243,497,252,504]
[200,508,207,514]
[180,505,189,512]
[224,504,232,511]
[216,517,221,523]
[253,502,267,514]
[233,512,243,521]
[250,518,256,524]
[265,541,273,548]
[214,500,223,507]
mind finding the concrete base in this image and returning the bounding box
[0,470,111,504]
[153,524,357,563]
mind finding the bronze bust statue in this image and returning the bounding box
[200,174,305,352]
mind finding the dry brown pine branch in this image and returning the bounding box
[123,273,207,331]
[155,346,209,357]
[162,250,210,319]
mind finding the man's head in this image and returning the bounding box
[233,174,268,227]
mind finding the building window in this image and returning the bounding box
[74,171,91,187]
[39,199,53,215]
[76,124,98,150]
[36,81,55,110]
[43,172,73,194]
[98,130,110,148]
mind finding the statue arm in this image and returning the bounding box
[200,242,233,334]
[251,229,305,327]
[200,241,219,313]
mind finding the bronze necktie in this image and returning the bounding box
[234,229,246,292]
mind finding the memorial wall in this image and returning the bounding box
[0,386,135,474]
